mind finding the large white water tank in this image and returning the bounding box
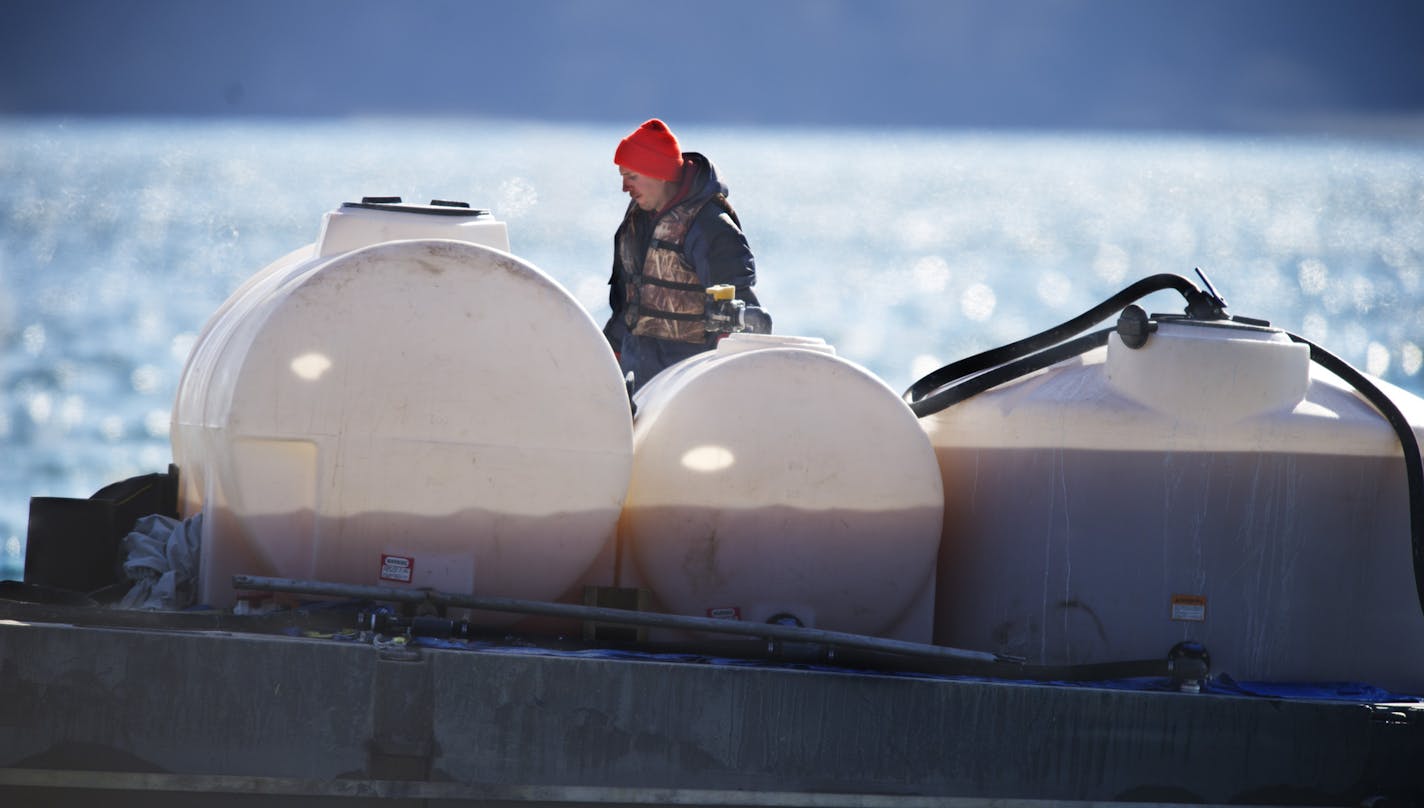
[171,200,633,609]
[610,334,944,642]
[920,318,1424,693]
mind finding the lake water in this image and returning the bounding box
[2,116,1422,580]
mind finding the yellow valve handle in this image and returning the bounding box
[706,284,736,301]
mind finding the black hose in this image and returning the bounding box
[1285,333,1424,620]
[904,273,1216,417]
[907,329,1113,417]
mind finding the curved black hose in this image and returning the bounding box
[909,330,1113,416]
[904,273,1213,417]
[1285,333,1424,620]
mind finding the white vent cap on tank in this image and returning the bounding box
[315,197,510,257]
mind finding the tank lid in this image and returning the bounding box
[342,197,492,217]
[317,196,510,257]
[1105,319,1310,426]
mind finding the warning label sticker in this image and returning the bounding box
[707,607,742,621]
[379,554,414,584]
[1170,594,1207,622]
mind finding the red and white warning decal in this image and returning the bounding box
[379,554,415,584]
[1170,594,1207,622]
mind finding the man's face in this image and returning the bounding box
[620,168,672,212]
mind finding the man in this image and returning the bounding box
[604,119,765,392]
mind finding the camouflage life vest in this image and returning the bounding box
[618,196,717,344]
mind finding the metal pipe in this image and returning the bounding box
[232,574,1011,666]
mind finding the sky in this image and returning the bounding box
[3,0,1424,133]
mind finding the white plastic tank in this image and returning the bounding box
[608,333,944,642]
[920,318,1424,693]
[172,199,634,610]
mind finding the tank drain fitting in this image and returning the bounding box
[1167,641,1211,693]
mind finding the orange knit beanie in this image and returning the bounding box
[614,119,684,182]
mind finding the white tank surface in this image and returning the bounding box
[613,333,944,642]
[172,198,513,518]
[172,199,632,610]
[919,318,1424,694]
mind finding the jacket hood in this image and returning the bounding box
[677,152,728,208]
